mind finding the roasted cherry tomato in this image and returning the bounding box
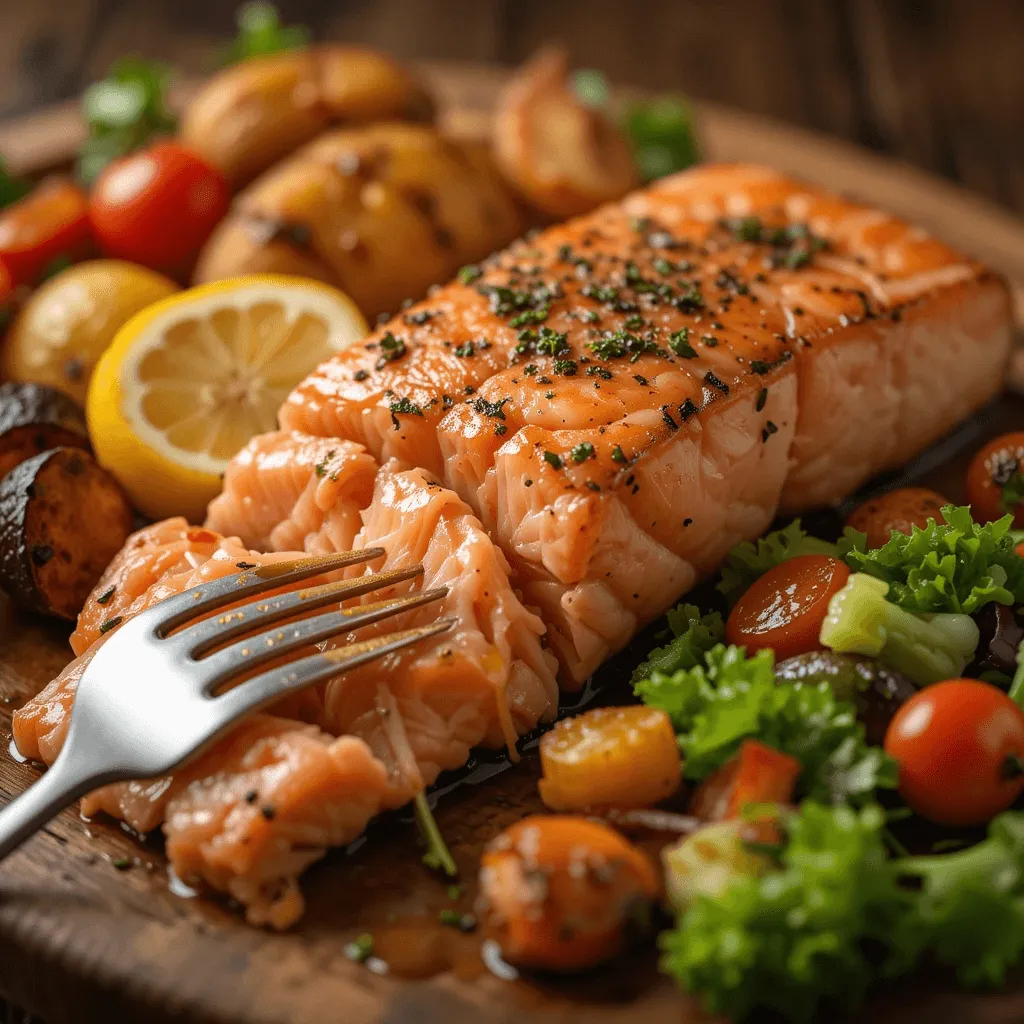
[884,679,1024,827]
[0,179,91,287]
[89,142,230,276]
[845,487,948,550]
[966,432,1024,527]
[726,554,851,661]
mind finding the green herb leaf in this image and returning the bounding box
[841,504,1024,614]
[572,68,610,109]
[77,59,177,184]
[414,791,458,878]
[221,1,311,66]
[623,96,700,183]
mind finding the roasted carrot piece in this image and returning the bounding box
[478,815,659,971]
[689,739,802,822]
[538,705,681,812]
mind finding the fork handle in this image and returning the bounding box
[0,751,99,860]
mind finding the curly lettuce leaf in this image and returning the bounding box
[629,603,724,686]
[900,811,1024,988]
[661,802,919,1023]
[841,505,1024,614]
[635,644,896,804]
[717,521,838,605]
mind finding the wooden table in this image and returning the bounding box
[2,0,1024,217]
[2,59,1024,1024]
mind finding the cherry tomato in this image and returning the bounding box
[884,679,1024,826]
[845,487,948,549]
[0,262,10,305]
[0,179,91,287]
[966,432,1024,527]
[89,142,230,276]
[726,554,851,661]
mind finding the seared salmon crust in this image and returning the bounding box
[281,163,1013,682]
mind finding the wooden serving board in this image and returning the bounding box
[2,62,1024,1024]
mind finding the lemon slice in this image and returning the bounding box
[87,275,368,521]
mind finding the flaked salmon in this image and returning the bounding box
[280,163,1012,682]
[205,431,377,553]
[17,464,557,925]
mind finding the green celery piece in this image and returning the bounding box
[820,573,979,685]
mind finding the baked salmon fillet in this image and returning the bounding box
[280,163,1013,682]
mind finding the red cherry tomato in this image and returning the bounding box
[89,142,230,276]
[726,554,851,662]
[0,178,91,287]
[966,432,1024,527]
[0,261,10,305]
[845,487,948,550]
[884,679,1024,827]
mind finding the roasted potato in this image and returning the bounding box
[193,124,523,320]
[2,261,178,403]
[493,47,639,220]
[180,46,436,188]
[0,382,89,480]
[0,447,133,619]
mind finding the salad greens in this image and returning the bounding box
[842,505,1024,614]
[661,802,918,1023]
[899,811,1024,987]
[821,573,980,685]
[717,519,838,605]
[635,643,896,804]
[629,603,723,684]
[221,2,311,66]
[662,803,1024,1021]
[77,58,177,185]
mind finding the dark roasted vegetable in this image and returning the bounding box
[0,382,90,481]
[0,447,133,619]
[968,602,1024,679]
[774,650,916,746]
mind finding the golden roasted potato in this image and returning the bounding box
[194,124,523,320]
[493,47,639,220]
[180,46,436,188]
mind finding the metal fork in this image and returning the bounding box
[0,548,454,859]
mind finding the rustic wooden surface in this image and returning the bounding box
[1,0,1023,217]
[2,61,1024,1024]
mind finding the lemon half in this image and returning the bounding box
[87,275,368,521]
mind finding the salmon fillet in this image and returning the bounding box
[281,163,1013,682]
[205,431,377,553]
[17,465,556,925]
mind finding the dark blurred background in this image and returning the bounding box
[0,0,1021,209]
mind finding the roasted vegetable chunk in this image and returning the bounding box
[0,447,133,618]
[0,382,89,481]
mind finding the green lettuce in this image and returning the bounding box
[841,504,1024,614]
[629,603,724,685]
[635,644,896,804]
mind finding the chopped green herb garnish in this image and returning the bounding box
[543,450,563,470]
[96,586,116,605]
[344,933,375,963]
[570,441,596,463]
[453,341,475,358]
[553,358,577,376]
[756,387,768,411]
[470,396,508,420]
[458,264,483,285]
[611,445,627,464]
[414,791,458,878]
[669,328,696,358]
[99,616,123,635]
[389,397,423,429]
